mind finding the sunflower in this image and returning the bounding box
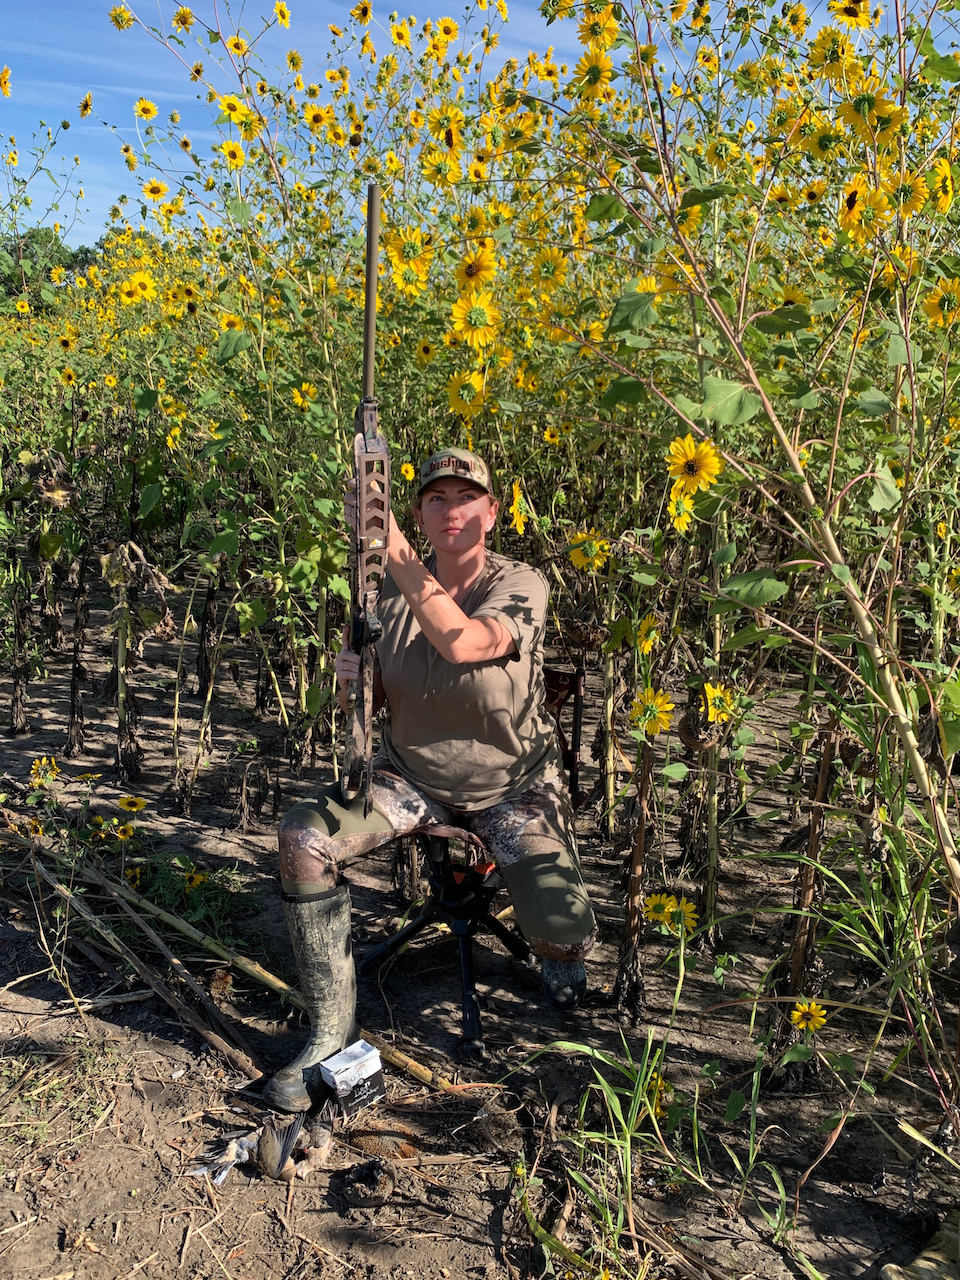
[886,171,926,218]
[783,2,808,35]
[803,120,846,161]
[422,148,462,187]
[571,49,614,99]
[690,0,710,30]
[839,173,870,232]
[508,480,528,535]
[30,756,59,786]
[451,291,501,351]
[828,0,872,29]
[668,486,695,533]
[929,158,954,215]
[447,369,486,419]
[142,178,168,201]
[666,433,724,495]
[807,25,856,81]
[386,227,433,271]
[532,247,568,293]
[393,264,427,299]
[218,92,246,123]
[643,893,675,925]
[790,999,827,1031]
[675,203,702,235]
[646,1072,670,1119]
[543,426,561,444]
[129,270,156,301]
[118,274,147,305]
[184,869,208,892]
[274,1,291,26]
[456,245,497,291]
[849,189,892,243]
[391,21,412,50]
[220,140,245,169]
[800,179,826,206]
[702,681,735,723]
[569,529,611,572]
[125,866,142,888]
[666,896,698,936]
[60,367,77,387]
[769,183,796,211]
[401,462,416,481]
[416,338,437,365]
[304,103,333,133]
[636,612,661,654]
[220,313,245,331]
[133,97,158,120]
[116,823,135,841]
[118,796,147,811]
[351,1,373,22]
[427,102,466,143]
[924,278,960,327]
[705,138,740,169]
[630,687,675,735]
[172,6,194,31]
[577,6,619,49]
[78,93,93,118]
[109,5,135,30]
[0,66,10,98]
[226,34,249,56]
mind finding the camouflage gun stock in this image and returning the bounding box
[342,183,389,813]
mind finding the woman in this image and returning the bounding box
[264,448,596,1113]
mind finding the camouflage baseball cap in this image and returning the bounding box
[417,447,493,496]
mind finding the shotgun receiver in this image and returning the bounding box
[342,183,389,812]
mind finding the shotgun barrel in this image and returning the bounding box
[342,183,390,812]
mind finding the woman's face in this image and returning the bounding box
[415,477,498,553]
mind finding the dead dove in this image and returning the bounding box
[188,1115,333,1186]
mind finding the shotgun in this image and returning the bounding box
[342,182,389,813]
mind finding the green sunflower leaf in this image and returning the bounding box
[700,376,762,426]
[607,290,657,335]
[723,570,789,607]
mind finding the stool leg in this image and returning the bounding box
[457,934,485,1060]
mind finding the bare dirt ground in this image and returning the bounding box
[1,593,957,1279]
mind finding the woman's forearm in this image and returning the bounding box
[387,523,514,664]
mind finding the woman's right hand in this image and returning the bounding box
[335,625,361,688]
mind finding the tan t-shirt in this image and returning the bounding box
[375,551,562,810]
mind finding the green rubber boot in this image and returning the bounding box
[263,886,358,1113]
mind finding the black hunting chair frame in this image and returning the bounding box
[359,666,587,1060]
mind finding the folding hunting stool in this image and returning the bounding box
[359,666,587,1061]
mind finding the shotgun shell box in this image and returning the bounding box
[319,1040,386,1118]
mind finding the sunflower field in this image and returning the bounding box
[6,0,960,1272]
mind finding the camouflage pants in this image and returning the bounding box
[280,769,596,962]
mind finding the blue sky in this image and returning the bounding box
[2,1,583,246]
